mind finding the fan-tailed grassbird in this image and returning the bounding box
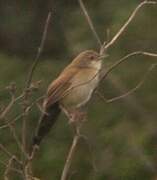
[32,50,104,146]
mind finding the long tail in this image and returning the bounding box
[32,102,61,147]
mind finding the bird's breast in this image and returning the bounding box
[61,68,100,109]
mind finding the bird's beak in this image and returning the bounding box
[98,54,109,60]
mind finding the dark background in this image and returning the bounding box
[0,0,157,179]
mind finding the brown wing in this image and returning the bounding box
[44,67,78,108]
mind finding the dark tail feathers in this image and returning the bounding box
[32,102,61,147]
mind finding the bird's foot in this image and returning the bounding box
[69,111,87,123]
[68,111,87,135]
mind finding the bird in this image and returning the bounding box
[32,50,104,147]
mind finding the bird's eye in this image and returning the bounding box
[89,55,94,60]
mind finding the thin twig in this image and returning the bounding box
[78,0,102,47]
[19,12,52,179]
[104,1,157,50]
[0,94,15,121]
[78,0,157,55]
[61,124,82,180]
[4,156,15,180]
[0,113,24,130]
[25,11,52,88]
[100,51,157,82]
[0,144,13,158]
[8,123,28,159]
[97,63,157,103]
[0,94,24,120]
[0,144,22,165]
[0,159,22,175]
[80,135,98,172]
[61,134,80,180]
[21,96,45,160]
[17,12,52,178]
[21,113,27,160]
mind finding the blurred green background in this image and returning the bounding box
[0,0,157,179]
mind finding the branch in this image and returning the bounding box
[104,0,157,50]
[20,11,52,160]
[0,144,22,166]
[4,156,16,180]
[0,159,22,176]
[61,134,80,180]
[25,11,52,88]
[8,123,28,159]
[61,116,84,180]
[0,94,23,121]
[100,51,157,82]
[97,63,157,103]
[61,117,97,180]
[78,0,102,47]
[0,113,24,130]
[16,12,53,178]
[78,0,157,55]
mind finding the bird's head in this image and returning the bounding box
[71,50,105,69]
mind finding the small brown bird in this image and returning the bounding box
[33,50,103,146]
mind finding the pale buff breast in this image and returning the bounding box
[61,68,100,109]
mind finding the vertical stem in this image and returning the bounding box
[25,11,52,88]
[78,0,102,48]
[22,114,27,157]
[61,134,80,180]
